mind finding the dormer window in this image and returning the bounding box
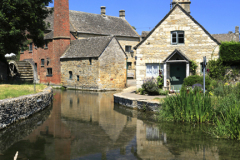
[171,31,184,45]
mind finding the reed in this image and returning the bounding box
[159,88,214,123]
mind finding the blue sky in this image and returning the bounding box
[48,0,240,36]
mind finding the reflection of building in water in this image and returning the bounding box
[136,119,219,160]
[60,90,137,159]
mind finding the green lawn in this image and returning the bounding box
[0,84,47,100]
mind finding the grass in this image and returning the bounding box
[0,84,47,100]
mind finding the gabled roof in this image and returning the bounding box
[134,4,220,49]
[45,8,139,38]
[60,36,125,59]
[163,49,190,63]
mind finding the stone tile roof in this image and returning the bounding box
[44,31,53,40]
[211,33,239,42]
[141,31,150,38]
[134,4,220,49]
[44,8,139,38]
[60,36,113,59]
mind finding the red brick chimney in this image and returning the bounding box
[52,0,71,84]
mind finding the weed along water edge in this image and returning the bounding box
[0,89,240,159]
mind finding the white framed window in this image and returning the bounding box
[146,63,159,77]
[171,31,184,45]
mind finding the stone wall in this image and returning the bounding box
[136,6,219,88]
[117,37,140,71]
[0,87,53,130]
[61,58,99,89]
[99,38,127,90]
[0,62,8,82]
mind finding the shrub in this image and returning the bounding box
[208,59,226,80]
[158,89,169,95]
[182,75,211,90]
[220,41,240,63]
[142,78,159,95]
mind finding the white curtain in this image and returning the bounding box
[146,64,159,77]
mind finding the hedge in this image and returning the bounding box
[220,41,240,63]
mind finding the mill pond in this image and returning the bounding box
[0,90,240,160]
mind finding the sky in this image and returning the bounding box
[47,0,240,36]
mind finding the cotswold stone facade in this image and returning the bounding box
[135,3,220,90]
[20,0,139,86]
[61,36,127,90]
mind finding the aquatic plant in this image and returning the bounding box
[159,87,214,123]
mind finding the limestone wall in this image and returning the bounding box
[61,58,99,89]
[99,38,127,90]
[136,7,219,88]
[0,87,53,130]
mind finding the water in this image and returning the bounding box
[1,89,240,160]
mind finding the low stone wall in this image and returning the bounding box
[113,94,161,112]
[0,87,53,130]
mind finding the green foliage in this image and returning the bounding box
[158,89,169,95]
[208,59,226,80]
[182,75,211,90]
[213,93,240,140]
[132,26,136,30]
[157,76,163,89]
[189,60,198,75]
[220,41,240,63]
[142,78,159,95]
[0,0,53,55]
[137,88,145,95]
[159,87,214,123]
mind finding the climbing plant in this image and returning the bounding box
[189,60,198,75]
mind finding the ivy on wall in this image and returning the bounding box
[220,41,240,62]
[190,60,198,75]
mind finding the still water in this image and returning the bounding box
[1,90,240,160]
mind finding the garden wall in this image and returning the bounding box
[0,87,53,130]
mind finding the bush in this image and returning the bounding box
[182,75,211,90]
[159,89,169,95]
[208,59,226,80]
[190,60,198,75]
[220,41,240,63]
[142,78,159,95]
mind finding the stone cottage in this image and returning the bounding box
[60,36,127,90]
[20,0,140,86]
[212,26,239,42]
[134,0,220,90]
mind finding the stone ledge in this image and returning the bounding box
[0,87,53,130]
[113,94,161,112]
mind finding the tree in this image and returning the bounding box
[0,0,53,56]
[132,26,136,30]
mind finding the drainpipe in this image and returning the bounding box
[126,57,128,87]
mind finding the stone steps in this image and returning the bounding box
[16,61,34,83]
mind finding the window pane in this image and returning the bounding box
[41,59,44,66]
[146,65,152,77]
[152,64,159,77]
[29,43,32,51]
[178,37,184,43]
[125,46,131,52]
[172,32,177,38]
[172,38,177,43]
[178,33,184,38]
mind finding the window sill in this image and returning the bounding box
[41,65,44,67]
[20,52,24,54]
[171,43,185,45]
[29,51,33,53]
[44,47,48,49]
[46,75,52,77]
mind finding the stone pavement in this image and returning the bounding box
[114,80,166,112]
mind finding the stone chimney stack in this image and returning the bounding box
[119,10,125,19]
[172,0,191,14]
[235,26,239,41]
[101,6,106,16]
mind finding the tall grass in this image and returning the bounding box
[159,88,214,123]
[0,84,46,100]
